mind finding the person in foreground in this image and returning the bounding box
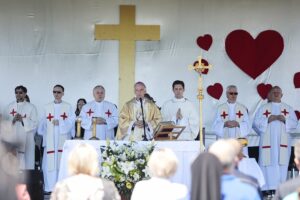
[191,152,222,200]
[274,140,300,200]
[131,148,187,200]
[50,143,120,200]
[209,139,261,200]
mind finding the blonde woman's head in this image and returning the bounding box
[148,148,178,178]
[68,143,99,176]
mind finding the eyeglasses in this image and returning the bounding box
[53,91,62,94]
[229,92,238,95]
[15,91,24,94]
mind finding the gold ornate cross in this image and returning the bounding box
[95,5,160,107]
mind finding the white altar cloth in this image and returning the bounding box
[58,140,201,191]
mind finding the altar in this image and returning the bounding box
[58,140,201,191]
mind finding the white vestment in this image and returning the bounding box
[79,100,118,140]
[161,97,199,140]
[212,102,250,155]
[38,101,75,192]
[5,101,38,169]
[253,102,298,190]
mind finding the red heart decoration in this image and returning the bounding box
[207,83,223,100]
[225,30,284,79]
[257,83,273,100]
[295,111,300,120]
[294,72,300,88]
[196,34,213,51]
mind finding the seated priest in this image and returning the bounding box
[117,82,161,141]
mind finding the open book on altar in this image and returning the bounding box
[153,121,185,141]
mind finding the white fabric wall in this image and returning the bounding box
[0,0,299,134]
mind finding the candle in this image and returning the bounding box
[76,117,81,138]
[92,117,97,138]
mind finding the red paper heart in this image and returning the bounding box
[257,83,273,100]
[207,83,223,100]
[196,34,213,51]
[225,30,284,79]
[294,72,300,88]
[295,111,300,120]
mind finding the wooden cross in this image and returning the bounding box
[94,5,160,107]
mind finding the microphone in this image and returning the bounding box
[139,98,147,141]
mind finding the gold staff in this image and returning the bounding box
[189,56,212,151]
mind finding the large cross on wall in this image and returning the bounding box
[94,5,160,107]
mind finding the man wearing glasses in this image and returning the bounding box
[253,86,298,192]
[38,84,75,193]
[212,85,251,155]
[4,85,38,170]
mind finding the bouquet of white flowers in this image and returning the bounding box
[100,141,155,199]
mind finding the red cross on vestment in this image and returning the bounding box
[263,110,271,118]
[87,108,94,117]
[10,109,17,116]
[281,109,289,116]
[60,112,68,120]
[221,111,228,119]
[47,113,54,121]
[236,110,244,118]
[105,109,112,117]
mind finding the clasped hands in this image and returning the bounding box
[12,113,23,124]
[134,120,147,128]
[93,117,107,125]
[268,115,286,124]
[224,120,240,128]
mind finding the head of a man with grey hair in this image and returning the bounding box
[209,139,237,173]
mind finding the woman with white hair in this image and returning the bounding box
[131,148,187,200]
[50,143,120,200]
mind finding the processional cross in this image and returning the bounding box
[94,5,160,107]
[189,56,212,150]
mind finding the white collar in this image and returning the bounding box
[172,97,186,103]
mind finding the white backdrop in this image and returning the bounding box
[0,0,299,135]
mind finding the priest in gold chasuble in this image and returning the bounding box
[117,82,161,141]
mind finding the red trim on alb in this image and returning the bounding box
[47,150,55,154]
[58,150,63,153]
[280,144,288,148]
[262,146,271,149]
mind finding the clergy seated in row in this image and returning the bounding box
[79,85,118,140]
[117,82,161,141]
[38,84,76,193]
[161,80,199,140]
[212,85,250,156]
[253,86,298,191]
[4,85,38,170]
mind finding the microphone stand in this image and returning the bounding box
[139,98,148,141]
